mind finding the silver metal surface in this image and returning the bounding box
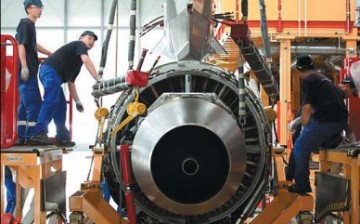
[132,97,246,215]
[152,0,225,61]
[106,61,272,223]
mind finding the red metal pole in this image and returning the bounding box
[69,96,73,141]
[120,144,137,224]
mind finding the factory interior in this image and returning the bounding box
[1,0,360,223]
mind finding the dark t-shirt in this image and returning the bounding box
[301,73,348,122]
[43,41,88,83]
[15,18,39,77]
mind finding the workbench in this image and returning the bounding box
[1,146,64,224]
[319,144,360,224]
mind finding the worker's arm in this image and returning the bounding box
[37,43,52,56]
[344,123,357,142]
[241,0,248,22]
[68,82,79,102]
[18,44,27,67]
[68,82,84,112]
[81,54,100,81]
[18,44,30,81]
[301,104,312,127]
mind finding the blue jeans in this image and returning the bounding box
[17,73,42,139]
[293,119,346,188]
[32,64,69,141]
[5,177,16,214]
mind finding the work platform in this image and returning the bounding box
[318,144,360,224]
[1,146,66,223]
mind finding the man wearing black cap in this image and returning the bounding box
[26,31,100,146]
[15,0,52,145]
[339,76,358,98]
[286,74,357,181]
[288,55,348,194]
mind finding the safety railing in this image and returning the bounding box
[1,34,19,148]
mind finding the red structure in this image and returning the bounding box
[120,144,137,224]
[1,34,19,149]
[1,35,76,148]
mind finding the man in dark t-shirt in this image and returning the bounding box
[15,0,52,145]
[286,77,357,181]
[288,55,348,194]
[26,31,100,146]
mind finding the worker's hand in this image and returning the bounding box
[21,66,30,81]
[75,100,84,112]
[96,76,103,83]
[12,171,16,182]
[288,116,302,132]
[241,15,248,23]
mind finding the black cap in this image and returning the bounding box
[342,77,356,88]
[80,30,98,41]
[296,55,314,71]
[23,0,43,8]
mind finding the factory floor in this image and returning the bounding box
[7,149,344,224]
[12,148,118,222]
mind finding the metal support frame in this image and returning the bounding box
[319,149,360,224]
[246,142,314,224]
[278,38,292,146]
[0,146,63,223]
[272,146,293,189]
[69,147,127,224]
[251,189,313,224]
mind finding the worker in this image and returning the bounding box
[26,31,100,146]
[339,76,358,98]
[4,166,16,214]
[16,0,52,145]
[286,76,357,181]
[349,60,360,97]
[288,55,348,194]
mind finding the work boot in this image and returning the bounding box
[288,184,312,194]
[56,139,76,148]
[285,166,294,181]
[26,134,52,146]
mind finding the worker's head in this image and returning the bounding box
[349,60,360,98]
[23,0,43,14]
[296,55,314,72]
[79,30,98,49]
[339,76,358,98]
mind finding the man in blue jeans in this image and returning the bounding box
[286,76,357,181]
[16,0,52,145]
[289,55,348,194]
[26,31,100,146]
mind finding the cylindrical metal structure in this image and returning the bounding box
[104,61,272,223]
